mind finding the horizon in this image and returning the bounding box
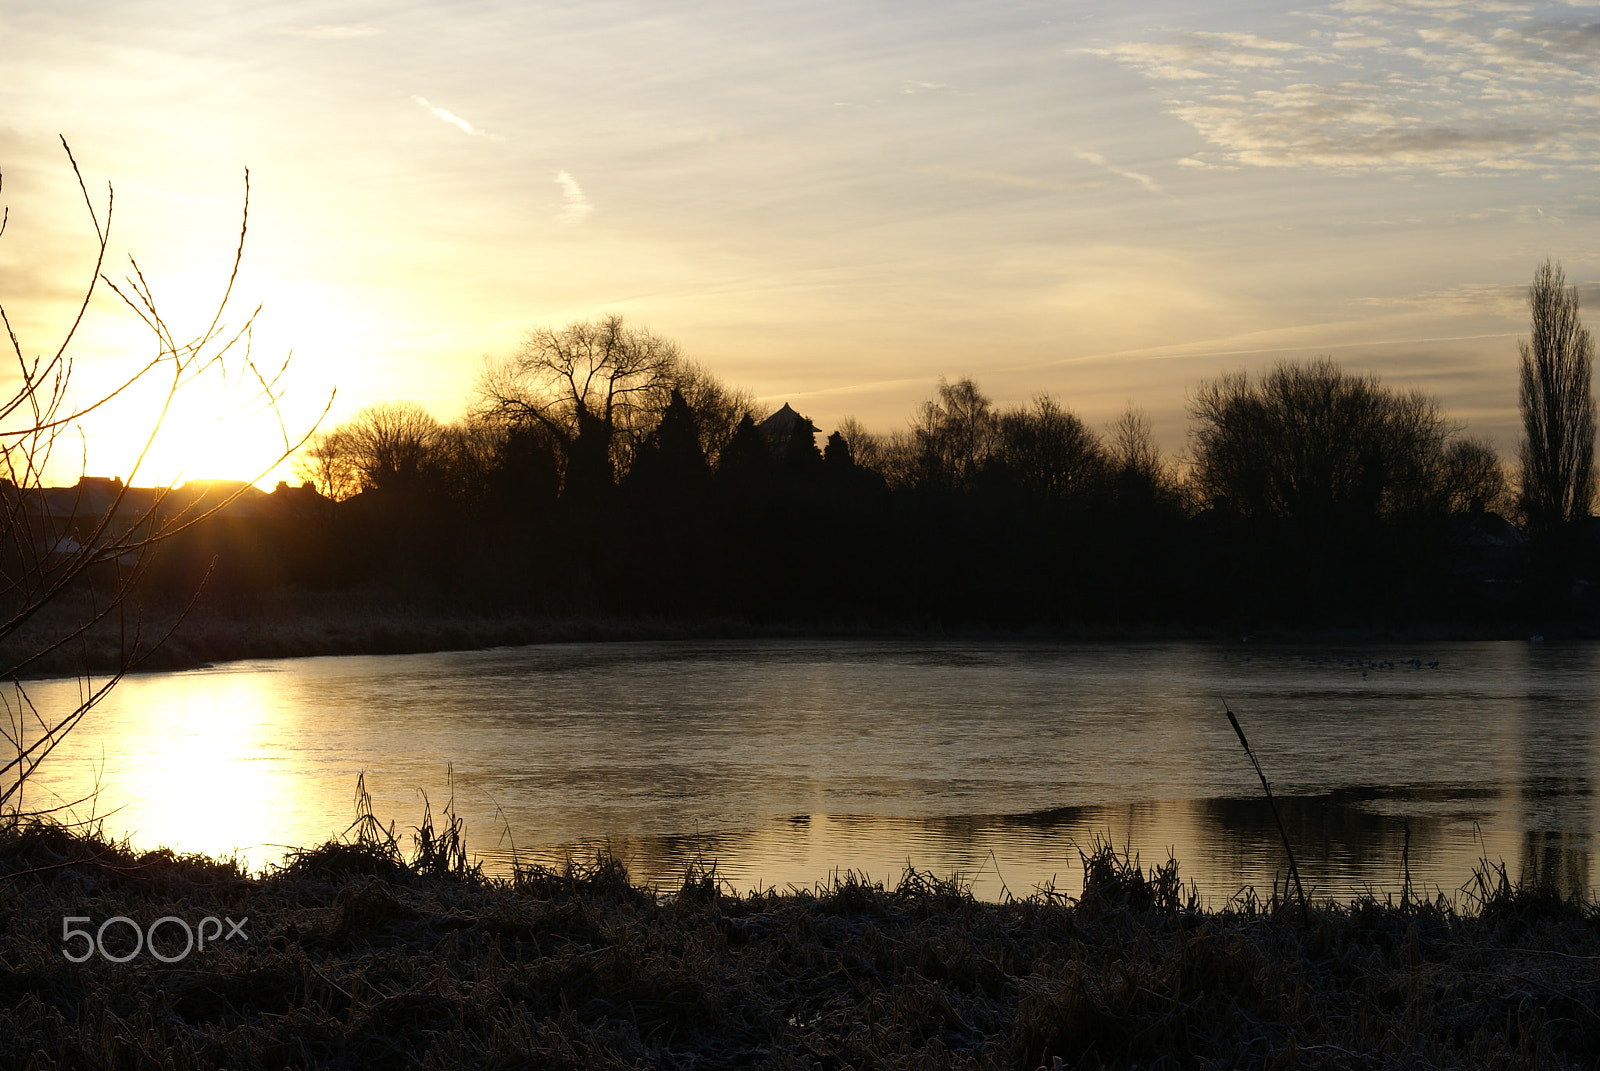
[5,1,1600,485]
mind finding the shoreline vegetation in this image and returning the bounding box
[13,280,1600,684]
[3,809,1598,1069]
[2,592,1572,681]
[28,316,1600,680]
[20,345,1592,687]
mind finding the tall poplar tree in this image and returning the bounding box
[1519,260,1596,537]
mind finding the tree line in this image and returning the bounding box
[161,263,1597,631]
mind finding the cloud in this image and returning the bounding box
[278,24,382,39]
[1331,1,1534,15]
[1189,31,1306,52]
[1357,281,1529,315]
[1085,33,1313,82]
[1171,82,1542,168]
[554,172,593,225]
[1084,42,1290,81]
[1332,33,1392,49]
[413,96,491,137]
[1075,151,1165,194]
[1092,5,1600,174]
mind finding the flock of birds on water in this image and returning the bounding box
[1221,653,1441,678]
[1299,655,1440,672]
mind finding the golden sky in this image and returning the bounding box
[4,0,1600,485]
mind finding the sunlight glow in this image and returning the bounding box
[16,672,294,867]
[4,0,1596,471]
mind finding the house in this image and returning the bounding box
[1446,511,1529,602]
[756,404,819,459]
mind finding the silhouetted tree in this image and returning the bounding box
[912,378,998,491]
[1189,359,1463,618]
[779,418,822,475]
[716,414,773,491]
[477,314,755,495]
[295,428,361,501]
[1190,359,1452,528]
[628,389,710,496]
[833,417,879,468]
[836,416,922,489]
[428,420,503,509]
[478,315,679,488]
[1107,407,1167,488]
[993,396,1105,500]
[1442,437,1510,515]
[321,401,445,496]
[824,431,853,468]
[563,407,618,502]
[1518,259,1595,538]
[669,362,757,468]
[487,422,561,516]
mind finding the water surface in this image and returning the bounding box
[18,639,1599,902]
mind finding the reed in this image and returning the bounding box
[1223,700,1309,919]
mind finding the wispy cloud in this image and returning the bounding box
[1084,35,1311,82]
[1075,151,1165,195]
[555,171,593,225]
[413,96,492,137]
[279,24,381,39]
[1170,84,1543,168]
[1093,4,1600,174]
[1357,281,1530,315]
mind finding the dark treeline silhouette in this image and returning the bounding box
[120,280,1600,633]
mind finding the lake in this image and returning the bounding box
[15,638,1599,902]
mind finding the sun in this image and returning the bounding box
[46,341,311,491]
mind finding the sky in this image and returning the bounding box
[4,0,1600,485]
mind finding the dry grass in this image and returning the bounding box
[3,808,1599,1069]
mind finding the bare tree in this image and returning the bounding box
[326,401,444,495]
[665,359,756,468]
[911,377,999,491]
[995,395,1106,499]
[834,416,885,471]
[1,142,319,817]
[1107,407,1161,480]
[477,315,680,485]
[429,418,506,508]
[295,427,360,501]
[1518,259,1595,536]
[1442,437,1510,516]
[1189,358,1454,527]
[872,429,924,490]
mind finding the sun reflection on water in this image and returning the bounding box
[18,669,316,868]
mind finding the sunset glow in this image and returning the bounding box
[5,1,1600,481]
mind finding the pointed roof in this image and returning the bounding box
[756,402,819,446]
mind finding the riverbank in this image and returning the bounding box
[1,588,1556,680]
[2,812,1596,1069]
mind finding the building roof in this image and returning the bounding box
[756,404,819,454]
